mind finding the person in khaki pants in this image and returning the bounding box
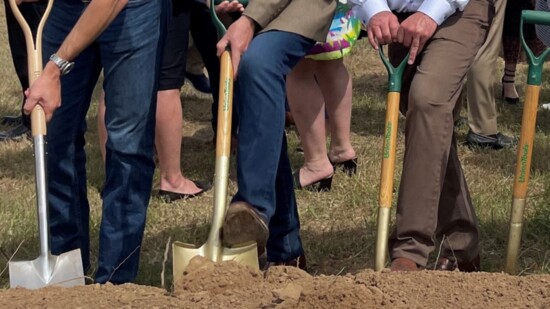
[217,0,337,270]
[354,0,493,272]
[465,0,515,150]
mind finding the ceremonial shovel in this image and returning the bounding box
[8,0,84,289]
[374,47,407,271]
[172,0,259,284]
[504,10,550,274]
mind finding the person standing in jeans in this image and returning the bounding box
[23,0,169,284]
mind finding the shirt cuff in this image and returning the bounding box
[417,0,456,25]
[352,1,391,25]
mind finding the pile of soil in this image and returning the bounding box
[2,257,550,308]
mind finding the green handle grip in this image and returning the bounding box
[378,46,408,93]
[214,0,248,6]
[520,10,550,85]
[522,10,550,25]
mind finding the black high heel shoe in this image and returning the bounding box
[330,158,358,176]
[502,69,519,105]
[293,169,333,192]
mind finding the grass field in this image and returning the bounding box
[1,7,550,288]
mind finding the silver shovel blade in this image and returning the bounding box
[9,249,85,289]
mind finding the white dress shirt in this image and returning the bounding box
[347,0,470,25]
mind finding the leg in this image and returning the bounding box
[465,0,514,149]
[315,59,356,164]
[286,59,333,187]
[189,0,225,136]
[42,1,102,273]
[435,135,479,262]
[389,0,493,267]
[95,0,166,284]
[229,31,315,262]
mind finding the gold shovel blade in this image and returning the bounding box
[172,241,259,284]
[9,249,85,289]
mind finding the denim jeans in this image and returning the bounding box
[43,0,167,284]
[232,31,314,262]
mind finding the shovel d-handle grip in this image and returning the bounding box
[522,10,550,26]
[378,46,408,92]
[504,84,540,274]
[521,11,550,85]
[210,0,228,39]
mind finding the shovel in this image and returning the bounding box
[8,0,85,289]
[504,10,550,275]
[172,0,259,284]
[374,46,407,271]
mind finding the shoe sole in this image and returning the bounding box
[222,203,268,254]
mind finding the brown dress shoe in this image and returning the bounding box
[263,254,307,272]
[390,258,420,272]
[222,201,269,256]
[435,255,480,272]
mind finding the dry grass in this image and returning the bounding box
[1,6,550,288]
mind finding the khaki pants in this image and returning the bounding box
[387,0,495,267]
[467,0,508,135]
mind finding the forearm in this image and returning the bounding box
[55,0,128,61]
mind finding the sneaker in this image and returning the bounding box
[541,103,550,110]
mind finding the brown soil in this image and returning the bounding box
[2,257,550,308]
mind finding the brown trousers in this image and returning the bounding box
[467,0,507,135]
[387,0,495,267]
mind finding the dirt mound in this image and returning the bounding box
[2,261,550,308]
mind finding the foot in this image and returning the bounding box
[262,254,307,272]
[465,131,516,150]
[222,201,269,256]
[185,72,211,94]
[434,254,480,272]
[329,149,357,176]
[158,178,211,202]
[294,163,333,188]
[390,258,420,272]
[0,124,30,142]
[502,69,519,104]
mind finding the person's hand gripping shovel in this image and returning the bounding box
[172,0,259,285]
[504,10,550,275]
[7,0,85,289]
[375,46,408,271]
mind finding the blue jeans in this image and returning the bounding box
[43,0,167,284]
[232,31,314,262]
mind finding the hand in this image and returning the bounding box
[216,15,255,78]
[366,11,399,49]
[215,0,244,15]
[23,62,62,122]
[397,12,437,64]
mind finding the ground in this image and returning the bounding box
[2,258,550,308]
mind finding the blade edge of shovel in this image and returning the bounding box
[9,248,85,289]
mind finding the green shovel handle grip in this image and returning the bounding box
[521,10,550,85]
[210,0,249,40]
[522,10,550,25]
[210,0,228,40]
[378,46,408,92]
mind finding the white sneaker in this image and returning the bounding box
[541,103,550,110]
